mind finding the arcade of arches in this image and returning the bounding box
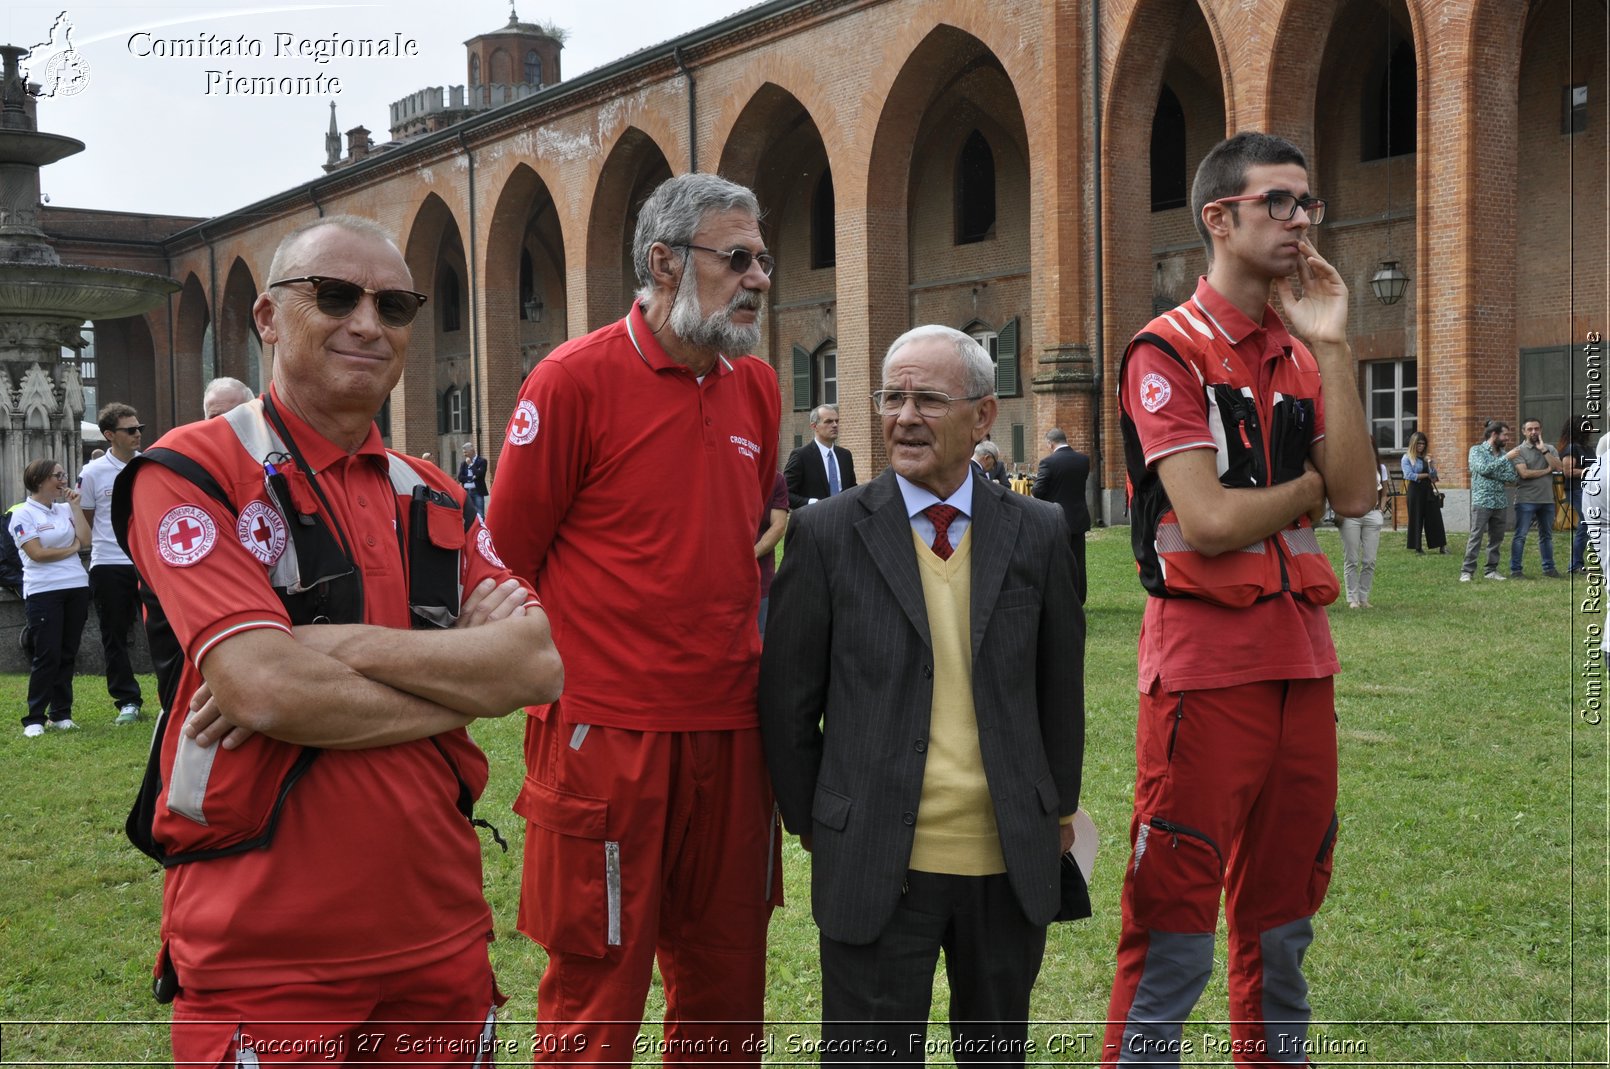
[42,0,1605,525]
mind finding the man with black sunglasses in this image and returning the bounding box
[1104,132,1376,1067]
[489,173,781,1065]
[77,402,147,725]
[116,216,563,1067]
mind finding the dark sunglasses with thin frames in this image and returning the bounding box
[680,244,776,277]
[1211,192,1326,225]
[269,276,429,327]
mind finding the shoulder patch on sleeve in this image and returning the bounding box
[476,526,506,569]
[157,505,218,568]
[1139,372,1173,413]
[236,500,288,566]
[508,399,540,446]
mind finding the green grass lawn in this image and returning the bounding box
[0,528,1603,1065]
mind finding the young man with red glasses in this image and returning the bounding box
[488,173,781,1064]
[1105,132,1377,1067]
[115,216,563,1066]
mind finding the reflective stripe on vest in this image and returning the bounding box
[164,401,464,830]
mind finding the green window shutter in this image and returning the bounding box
[792,344,812,412]
[996,317,1020,397]
[1011,422,1026,464]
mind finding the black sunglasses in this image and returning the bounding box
[115,424,145,434]
[269,276,429,327]
[681,244,776,277]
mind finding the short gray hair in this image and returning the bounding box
[882,325,995,399]
[810,404,838,425]
[973,441,1001,461]
[632,173,762,300]
[204,377,254,403]
[266,215,402,288]
[1046,427,1068,446]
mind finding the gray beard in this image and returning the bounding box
[670,281,763,355]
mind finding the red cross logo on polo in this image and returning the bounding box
[237,500,288,566]
[1140,372,1172,413]
[476,527,506,569]
[157,505,217,568]
[508,399,540,446]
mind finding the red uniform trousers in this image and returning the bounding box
[515,714,780,1066]
[1104,678,1338,1068]
[170,939,502,1067]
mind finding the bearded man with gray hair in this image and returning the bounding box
[487,172,781,1064]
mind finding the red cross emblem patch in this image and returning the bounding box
[157,505,217,568]
[237,500,288,566]
[508,399,540,446]
[476,526,506,569]
[1139,372,1172,413]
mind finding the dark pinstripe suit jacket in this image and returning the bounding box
[759,468,1085,945]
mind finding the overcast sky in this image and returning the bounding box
[3,1,753,219]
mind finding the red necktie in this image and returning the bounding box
[925,504,961,561]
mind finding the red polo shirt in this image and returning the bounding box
[1123,277,1339,692]
[127,391,522,989]
[488,303,781,730]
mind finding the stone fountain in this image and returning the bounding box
[0,43,178,502]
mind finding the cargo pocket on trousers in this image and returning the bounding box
[513,776,617,958]
[1130,816,1225,932]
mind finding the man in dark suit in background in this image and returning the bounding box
[457,441,488,519]
[1033,427,1091,603]
[760,325,1085,1065]
[972,440,1011,486]
[785,403,857,508]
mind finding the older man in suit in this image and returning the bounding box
[785,404,858,508]
[760,325,1085,1065]
[1033,427,1091,603]
[971,440,1010,486]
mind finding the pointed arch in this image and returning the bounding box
[218,257,261,391]
[584,127,672,332]
[400,193,467,454]
[484,162,568,450]
[174,273,211,422]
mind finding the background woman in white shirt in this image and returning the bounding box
[14,458,91,737]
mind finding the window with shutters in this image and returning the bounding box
[1519,346,1593,446]
[440,385,470,435]
[967,317,1020,398]
[814,345,838,408]
[791,341,838,412]
[791,344,811,412]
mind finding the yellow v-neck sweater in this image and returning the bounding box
[907,527,1006,875]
